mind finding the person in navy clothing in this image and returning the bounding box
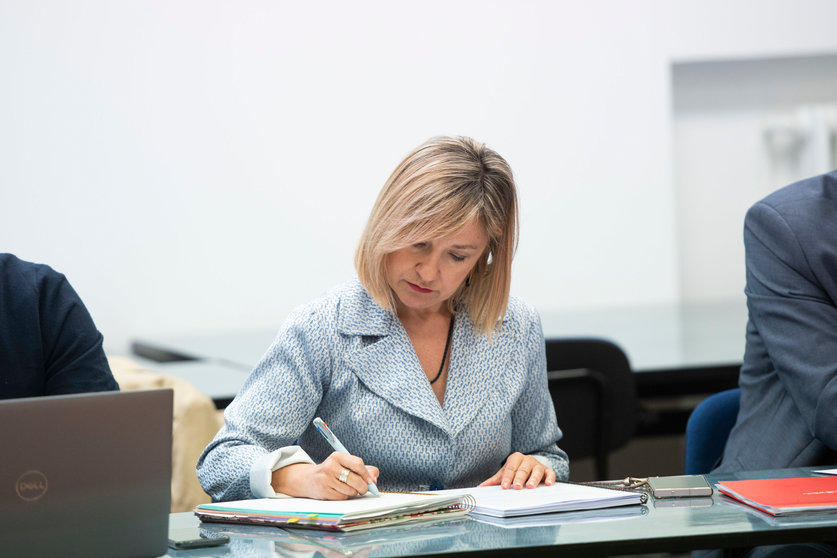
[0,253,118,399]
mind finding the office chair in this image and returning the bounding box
[684,387,741,475]
[545,338,637,481]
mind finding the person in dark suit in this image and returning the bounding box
[715,170,837,474]
[0,253,119,399]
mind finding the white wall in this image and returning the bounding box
[674,54,837,302]
[2,0,837,354]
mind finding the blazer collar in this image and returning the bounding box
[336,278,519,438]
[336,279,394,337]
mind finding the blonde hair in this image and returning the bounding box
[355,136,518,336]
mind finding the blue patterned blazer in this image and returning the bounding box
[197,279,569,501]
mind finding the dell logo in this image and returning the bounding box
[16,470,48,502]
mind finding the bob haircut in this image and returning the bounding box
[355,136,518,336]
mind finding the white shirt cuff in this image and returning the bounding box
[249,445,314,498]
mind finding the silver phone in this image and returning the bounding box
[647,475,713,498]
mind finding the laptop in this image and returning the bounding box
[0,389,173,557]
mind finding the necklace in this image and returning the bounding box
[429,315,454,385]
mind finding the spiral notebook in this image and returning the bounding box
[195,492,474,532]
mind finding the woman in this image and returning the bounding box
[197,136,569,501]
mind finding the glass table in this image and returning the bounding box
[164,468,837,557]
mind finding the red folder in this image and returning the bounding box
[716,476,837,516]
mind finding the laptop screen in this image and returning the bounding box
[0,389,173,557]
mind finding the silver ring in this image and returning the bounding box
[338,468,350,483]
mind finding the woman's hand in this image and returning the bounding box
[479,452,556,489]
[271,452,379,500]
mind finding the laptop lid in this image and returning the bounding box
[0,389,173,557]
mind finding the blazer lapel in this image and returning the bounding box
[337,280,450,434]
[344,333,449,433]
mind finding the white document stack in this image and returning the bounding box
[428,482,643,518]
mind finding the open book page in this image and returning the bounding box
[426,483,643,517]
[199,492,439,516]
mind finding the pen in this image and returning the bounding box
[313,417,380,496]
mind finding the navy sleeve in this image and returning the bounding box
[0,255,118,398]
[38,269,119,395]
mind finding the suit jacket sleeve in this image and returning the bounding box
[744,200,837,451]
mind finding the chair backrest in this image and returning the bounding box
[684,387,741,475]
[545,337,637,480]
